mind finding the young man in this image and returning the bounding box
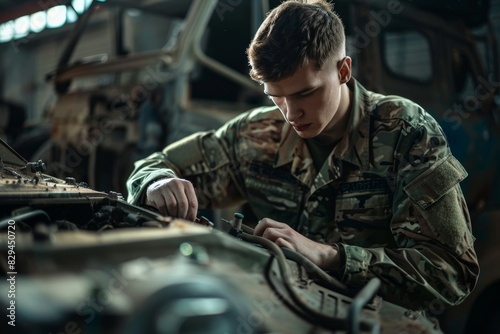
[126,0,479,311]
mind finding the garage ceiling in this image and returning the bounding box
[0,0,492,27]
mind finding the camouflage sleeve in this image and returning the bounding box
[126,150,179,205]
[336,116,479,311]
[126,118,247,208]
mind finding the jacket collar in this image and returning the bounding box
[336,78,371,170]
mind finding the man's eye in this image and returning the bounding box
[298,91,314,98]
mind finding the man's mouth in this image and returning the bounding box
[292,123,311,132]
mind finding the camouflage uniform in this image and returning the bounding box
[127,78,479,311]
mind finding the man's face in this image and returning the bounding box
[263,57,350,139]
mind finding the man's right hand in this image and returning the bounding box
[145,178,198,221]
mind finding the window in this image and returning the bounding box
[382,30,432,83]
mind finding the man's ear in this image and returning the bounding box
[338,56,352,84]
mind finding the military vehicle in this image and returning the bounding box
[1,0,499,332]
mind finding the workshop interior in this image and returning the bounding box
[0,0,499,333]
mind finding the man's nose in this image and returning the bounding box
[284,98,302,123]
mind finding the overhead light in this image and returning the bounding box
[67,6,78,23]
[0,23,14,43]
[14,16,30,38]
[30,12,47,33]
[72,0,86,15]
[47,5,67,29]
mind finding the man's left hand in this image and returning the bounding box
[254,217,340,271]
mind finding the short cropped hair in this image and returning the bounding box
[247,0,345,83]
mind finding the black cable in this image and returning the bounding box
[240,231,349,329]
[241,223,254,234]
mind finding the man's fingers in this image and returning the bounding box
[172,188,197,221]
[257,225,296,250]
[170,186,189,219]
[146,178,198,220]
[184,184,198,221]
[149,191,173,216]
[275,237,295,251]
[254,218,285,236]
[262,226,292,244]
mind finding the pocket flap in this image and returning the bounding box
[404,155,467,209]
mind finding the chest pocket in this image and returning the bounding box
[334,190,394,248]
[245,163,303,225]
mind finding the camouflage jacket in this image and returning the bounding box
[127,78,479,311]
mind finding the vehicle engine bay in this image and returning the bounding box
[0,138,442,334]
